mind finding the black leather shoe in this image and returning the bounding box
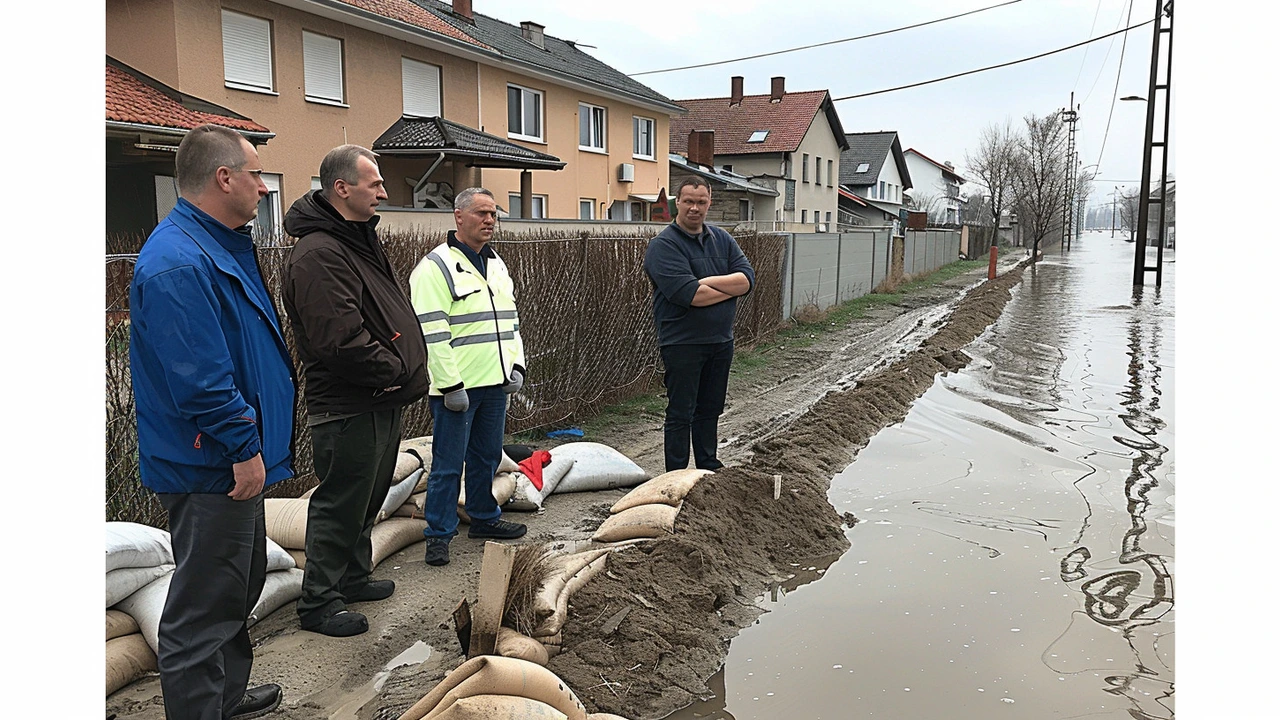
[467,518,527,540]
[344,580,395,604]
[423,538,450,566]
[228,683,282,718]
[300,610,368,637]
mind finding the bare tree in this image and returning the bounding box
[1010,112,1070,261]
[964,119,1020,249]
[1117,187,1141,241]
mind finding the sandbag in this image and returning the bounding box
[394,451,423,483]
[586,714,633,720]
[264,498,310,550]
[371,518,428,567]
[495,626,550,666]
[300,485,318,499]
[533,549,612,622]
[106,522,173,573]
[433,694,566,720]
[106,633,157,696]
[610,468,713,513]
[592,503,680,544]
[394,491,427,519]
[397,655,586,720]
[106,610,139,641]
[287,548,308,570]
[114,572,172,654]
[457,472,521,523]
[550,442,648,494]
[106,564,173,608]
[400,435,433,471]
[378,468,424,523]
[498,451,520,475]
[506,456,575,511]
[248,568,304,627]
[532,555,608,637]
[265,537,296,572]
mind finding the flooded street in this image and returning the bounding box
[671,234,1175,719]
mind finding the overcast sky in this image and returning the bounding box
[471,0,1172,207]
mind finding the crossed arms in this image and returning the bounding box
[692,273,752,307]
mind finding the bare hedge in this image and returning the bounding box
[105,226,785,525]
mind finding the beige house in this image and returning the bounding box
[105,0,682,235]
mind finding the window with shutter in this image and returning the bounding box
[222,10,274,93]
[303,32,344,104]
[402,58,441,117]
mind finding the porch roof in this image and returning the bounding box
[105,57,273,141]
[372,116,565,170]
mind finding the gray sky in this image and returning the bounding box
[472,0,1172,207]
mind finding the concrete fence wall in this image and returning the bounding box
[902,229,961,278]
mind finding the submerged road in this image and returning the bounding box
[671,234,1175,719]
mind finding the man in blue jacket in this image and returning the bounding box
[130,124,295,720]
[644,177,754,472]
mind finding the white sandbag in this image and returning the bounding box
[397,655,586,720]
[610,468,713,513]
[265,537,296,572]
[300,485,318,499]
[114,572,172,654]
[394,451,422,483]
[106,564,174,608]
[106,610,139,641]
[378,468,424,523]
[495,626,550,666]
[106,522,173,572]
[371,518,428,567]
[434,695,566,720]
[248,568,304,627]
[106,633,157,696]
[394,491,427,519]
[264,498,310,550]
[505,456,575,512]
[591,503,681,544]
[498,451,520,475]
[549,442,648,494]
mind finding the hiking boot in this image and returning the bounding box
[344,580,395,604]
[423,538,450,566]
[300,609,368,637]
[467,518,527,540]
[228,683,282,718]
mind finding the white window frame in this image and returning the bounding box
[579,199,596,220]
[222,10,275,94]
[632,116,655,160]
[579,103,607,153]
[508,193,548,219]
[402,58,442,118]
[508,83,544,142]
[302,31,345,106]
[255,172,284,239]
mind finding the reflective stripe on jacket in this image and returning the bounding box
[409,237,525,395]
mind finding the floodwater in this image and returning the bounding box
[670,234,1175,719]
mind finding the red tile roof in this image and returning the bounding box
[906,147,965,183]
[336,0,490,49]
[106,63,270,135]
[670,89,829,156]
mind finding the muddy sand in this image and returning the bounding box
[106,254,1029,720]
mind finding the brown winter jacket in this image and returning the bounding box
[282,191,429,416]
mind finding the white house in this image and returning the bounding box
[904,148,966,225]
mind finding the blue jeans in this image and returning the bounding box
[423,386,505,540]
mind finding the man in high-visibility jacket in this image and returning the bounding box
[409,187,528,566]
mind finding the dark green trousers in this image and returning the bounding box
[297,408,402,625]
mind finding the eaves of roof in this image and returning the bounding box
[670,90,845,156]
[669,153,779,196]
[906,147,965,183]
[373,115,565,170]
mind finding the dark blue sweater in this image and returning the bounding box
[643,221,755,347]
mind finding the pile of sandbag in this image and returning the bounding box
[396,654,632,720]
[592,469,713,543]
[493,546,617,665]
[105,522,302,697]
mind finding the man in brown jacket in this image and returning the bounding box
[282,145,429,637]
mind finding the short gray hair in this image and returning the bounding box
[175,124,249,197]
[319,144,378,197]
[454,187,494,211]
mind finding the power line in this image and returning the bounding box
[1073,0,1107,90]
[1081,0,1132,105]
[831,19,1154,102]
[628,0,1023,77]
[1093,0,1137,169]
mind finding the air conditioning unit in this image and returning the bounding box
[816,223,828,233]
[617,163,635,183]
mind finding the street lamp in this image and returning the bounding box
[1120,95,1147,102]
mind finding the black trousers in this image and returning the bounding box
[660,340,734,472]
[157,491,267,720]
[297,408,401,625]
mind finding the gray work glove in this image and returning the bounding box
[443,388,469,412]
[502,369,524,395]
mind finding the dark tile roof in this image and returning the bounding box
[106,57,271,137]
[372,115,565,169]
[334,0,490,49]
[839,131,911,190]
[669,90,847,156]
[409,0,681,112]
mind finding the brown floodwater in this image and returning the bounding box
[669,234,1175,719]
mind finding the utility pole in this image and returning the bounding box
[1111,186,1118,238]
[1060,93,1079,252]
[1133,0,1174,287]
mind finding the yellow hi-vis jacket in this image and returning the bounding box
[409,238,525,395]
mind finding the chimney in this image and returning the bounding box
[688,130,715,168]
[730,76,744,106]
[452,0,473,22]
[521,21,545,49]
[944,161,954,169]
[770,76,785,102]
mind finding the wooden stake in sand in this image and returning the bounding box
[469,541,517,657]
[773,474,782,500]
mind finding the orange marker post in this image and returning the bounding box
[988,244,998,280]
